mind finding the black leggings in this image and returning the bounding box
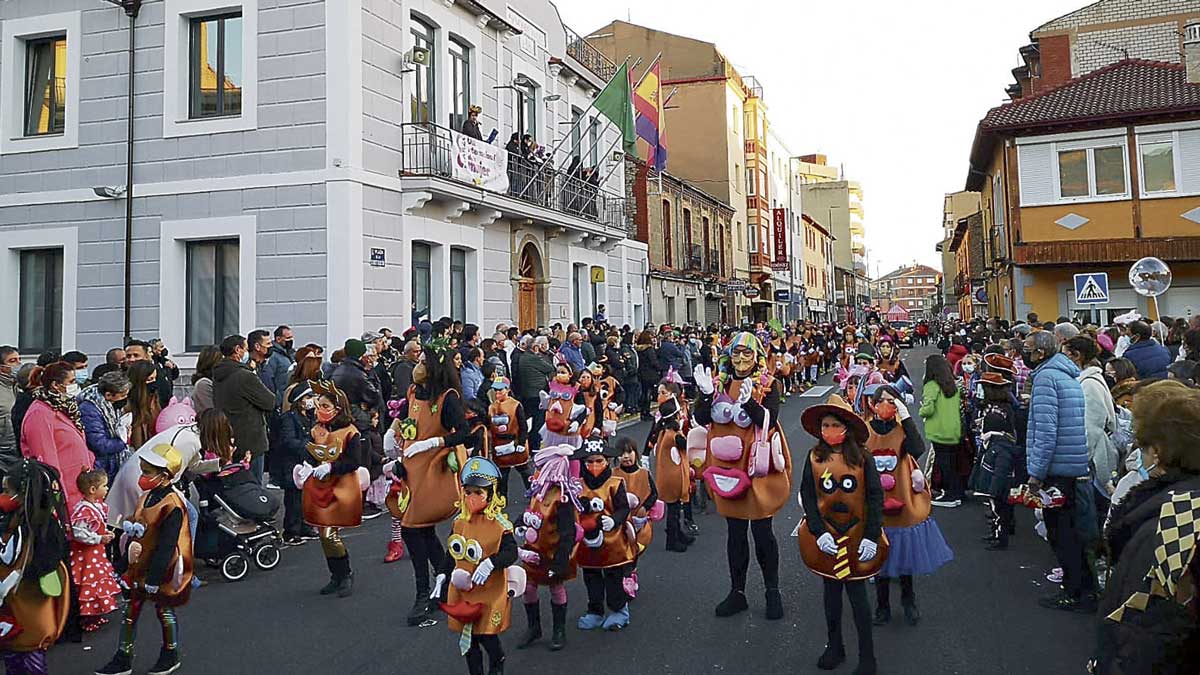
[874,575,915,608]
[933,442,963,500]
[401,525,443,590]
[465,634,503,675]
[725,517,779,592]
[582,566,629,614]
[824,578,874,661]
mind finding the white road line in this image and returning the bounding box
[799,386,833,397]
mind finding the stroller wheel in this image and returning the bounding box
[254,544,281,571]
[221,553,250,582]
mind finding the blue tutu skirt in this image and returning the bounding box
[879,518,954,578]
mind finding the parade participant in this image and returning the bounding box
[861,385,952,626]
[797,395,885,675]
[516,444,582,652]
[538,373,588,451]
[97,444,194,675]
[644,381,691,552]
[694,331,791,620]
[975,371,1022,550]
[575,437,636,631]
[70,470,120,632]
[572,367,603,440]
[0,459,70,675]
[840,327,861,371]
[614,436,661,595]
[431,457,519,675]
[293,380,369,599]
[592,362,624,438]
[485,377,530,501]
[874,337,912,393]
[801,328,821,387]
[390,341,472,626]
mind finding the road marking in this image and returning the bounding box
[799,386,833,398]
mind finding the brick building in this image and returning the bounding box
[871,264,941,320]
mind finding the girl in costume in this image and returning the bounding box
[389,342,472,626]
[839,326,861,371]
[515,444,582,652]
[797,396,884,675]
[644,382,692,552]
[97,444,194,675]
[575,437,635,631]
[538,375,589,451]
[974,370,1023,550]
[594,362,625,438]
[874,337,912,395]
[70,469,120,632]
[614,436,661,596]
[431,457,520,675]
[485,377,530,501]
[293,380,369,599]
[0,459,70,675]
[571,367,604,441]
[693,331,791,620]
[861,385,952,627]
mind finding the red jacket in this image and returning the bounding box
[946,344,968,372]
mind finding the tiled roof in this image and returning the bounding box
[980,60,1200,131]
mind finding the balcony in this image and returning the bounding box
[564,26,616,82]
[686,243,704,272]
[399,122,627,238]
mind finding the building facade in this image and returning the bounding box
[871,264,941,320]
[0,0,649,364]
[799,171,870,323]
[800,214,835,321]
[942,191,981,318]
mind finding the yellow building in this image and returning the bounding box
[967,53,1200,323]
[800,214,834,320]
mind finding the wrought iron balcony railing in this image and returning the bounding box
[564,26,616,82]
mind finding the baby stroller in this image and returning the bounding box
[194,464,283,582]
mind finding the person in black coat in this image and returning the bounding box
[278,385,320,544]
[461,105,483,140]
[212,336,277,482]
[635,333,663,421]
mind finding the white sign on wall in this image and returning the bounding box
[451,131,510,193]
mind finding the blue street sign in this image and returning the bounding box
[1074,273,1109,305]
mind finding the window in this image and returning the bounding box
[1141,141,1176,193]
[661,200,673,267]
[589,117,600,167]
[450,248,467,321]
[702,217,711,270]
[411,17,435,123]
[18,249,63,353]
[746,167,756,196]
[683,208,693,260]
[23,36,66,136]
[732,106,739,135]
[185,240,238,351]
[412,243,432,319]
[449,38,471,132]
[1057,145,1126,199]
[572,265,583,325]
[515,82,537,141]
[189,13,242,119]
[734,164,741,192]
[991,174,1005,226]
[570,107,583,159]
[748,221,758,253]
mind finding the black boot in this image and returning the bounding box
[466,648,485,675]
[665,504,688,552]
[765,588,784,620]
[714,589,748,617]
[682,500,699,539]
[487,656,506,675]
[148,648,181,675]
[95,652,133,675]
[549,603,567,651]
[873,577,891,625]
[817,642,846,670]
[407,578,431,626]
[900,576,920,626]
[518,601,542,648]
[319,555,341,595]
[334,556,353,598]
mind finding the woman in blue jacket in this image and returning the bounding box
[77,371,132,482]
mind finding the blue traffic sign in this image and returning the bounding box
[1074,273,1109,305]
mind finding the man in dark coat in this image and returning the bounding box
[389,340,421,400]
[213,334,277,482]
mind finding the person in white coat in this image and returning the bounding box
[1063,336,1119,498]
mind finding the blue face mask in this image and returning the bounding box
[240,351,250,364]
[75,370,88,385]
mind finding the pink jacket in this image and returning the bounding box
[20,400,96,511]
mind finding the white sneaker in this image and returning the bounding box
[931,497,962,508]
[1046,568,1063,584]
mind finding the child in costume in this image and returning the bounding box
[515,444,581,652]
[431,457,520,675]
[575,437,635,631]
[644,383,692,552]
[293,380,370,599]
[693,331,791,620]
[593,362,625,438]
[0,460,70,675]
[70,469,120,632]
[874,337,913,396]
[97,444,194,675]
[861,385,953,626]
[974,369,1024,550]
[614,436,661,596]
[572,367,604,441]
[538,375,589,451]
[839,326,861,371]
[797,396,885,675]
[485,377,530,501]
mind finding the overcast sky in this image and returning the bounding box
[553,0,1086,277]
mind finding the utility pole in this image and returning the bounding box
[104,0,142,343]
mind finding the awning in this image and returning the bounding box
[886,304,910,321]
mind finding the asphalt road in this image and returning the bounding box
[56,346,1094,674]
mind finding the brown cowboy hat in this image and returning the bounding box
[983,353,1015,375]
[801,394,869,444]
[979,371,1011,386]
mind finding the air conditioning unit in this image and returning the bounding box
[406,46,431,66]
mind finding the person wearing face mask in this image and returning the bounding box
[96,444,193,675]
[430,457,519,675]
[1094,380,1200,675]
[0,346,21,458]
[920,354,964,508]
[126,361,162,452]
[262,325,296,409]
[862,385,951,627]
[213,335,278,483]
[573,436,635,632]
[19,361,95,511]
[78,371,133,484]
[797,395,885,675]
[278,384,321,546]
[614,435,660,596]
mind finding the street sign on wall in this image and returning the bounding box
[774,290,790,302]
[743,287,761,299]
[370,248,386,267]
[1073,273,1109,304]
[772,208,787,265]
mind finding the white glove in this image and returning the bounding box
[607,402,620,411]
[121,521,145,538]
[897,401,911,422]
[695,366,715,395]
[471,558,495,586]
[817,532,838,556]
[143,584,159,594]
[382,459,398,477]
[383,428,398,455]
[403,437,439,458]
[903,393,914,406]
[600,515,615,532]
[639,455,652,471]
[857,538,878,563]
[538,390,551,410]
[737,377,753,404]
[430,573,446,599]
[312,463,332,480]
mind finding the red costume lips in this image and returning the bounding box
[882,497,906,515]
[702,466,751,499]
[439,601,485,624]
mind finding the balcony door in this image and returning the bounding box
[517,242,543,331]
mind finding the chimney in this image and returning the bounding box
[1186,22,1200,85]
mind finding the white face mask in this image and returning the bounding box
[963,363,976,374]
[65,383,81,397]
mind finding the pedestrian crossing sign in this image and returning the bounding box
[1074,273,1109,305]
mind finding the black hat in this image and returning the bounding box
[572,434,620,460]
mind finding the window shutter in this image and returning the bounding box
[1178,129,1200,194]
[1018,143,1054,205]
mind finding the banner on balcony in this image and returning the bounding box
[772,208,787,265]
[452,131,510,192]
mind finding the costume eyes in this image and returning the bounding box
[840,475,858,493]
[732,406,753,429]
[465,540,483,564]
[552,391,572,401]
[820,474,837,494]
[312,447,326,461]
[711,402,734,424]
[448,534,467,561]
[588,497,605,513]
